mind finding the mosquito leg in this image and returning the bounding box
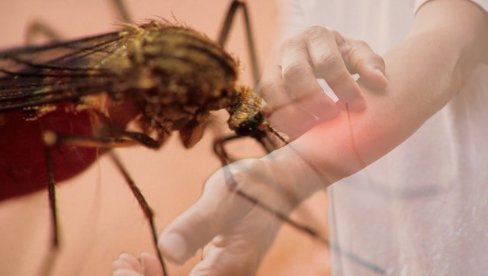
[35,144,61,276]
[25,20,62,45]
[256,136,278,153]
[212,131,284,165]
[40,144,60,248]
[43,130,167,275]
[212,134,242,164]
[110,0,134,23]
[213,134,275,165]
[218,0,260,85]
[212,135,329,246]
[49,127,163,150]
[109,152,168,276]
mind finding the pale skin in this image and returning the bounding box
[113,1,488,275]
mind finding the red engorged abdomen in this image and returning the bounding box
[0,108,101,201]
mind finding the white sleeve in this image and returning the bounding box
[415,0,488,12]
[280,0,307,39]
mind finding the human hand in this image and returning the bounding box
[261,25,387,139]
[113,157,309,276]
[155,147,330,275]
[112,252,163,276]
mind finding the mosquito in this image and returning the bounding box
[0,1,331,275]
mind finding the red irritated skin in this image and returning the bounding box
[0,107,100,200]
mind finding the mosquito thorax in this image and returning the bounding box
[116,22,242,133]
[122,21,239,102]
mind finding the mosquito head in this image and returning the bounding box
[228,86,288,144]
[227,86,262,135]
[234,111,267,139]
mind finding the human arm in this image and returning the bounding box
[280,0,488,183]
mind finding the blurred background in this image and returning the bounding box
[0,0,329,275]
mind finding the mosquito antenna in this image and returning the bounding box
[112,0,133,23]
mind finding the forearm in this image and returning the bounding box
[260,0,487,194]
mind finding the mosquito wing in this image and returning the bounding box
[0,31,131,113]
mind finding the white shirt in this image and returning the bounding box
[284,1,488,275]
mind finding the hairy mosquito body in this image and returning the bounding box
[0,21,266,199]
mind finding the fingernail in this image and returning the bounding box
[158,232,188,263]
[374,68,388,83]
[139,252,150,272]
[111,259,125,270]
[365,66,388,88]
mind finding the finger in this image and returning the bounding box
[190,236,259,276]
[118,253,143,271]
[266,101,332,140]
[112,268,143,276]
[259,65,327,135]
[189,243,257,276]
[279,42,339,121]
[158,160,259,264]
[258,64,288,113]
[306,28,365,111]
[280,39,340,106]
[261,71,336,140]
[113,259,133,271]
[189,207,280,276]
[341,39,388,90]
[140,252,164,276]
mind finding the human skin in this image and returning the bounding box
[113,0,488,275]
